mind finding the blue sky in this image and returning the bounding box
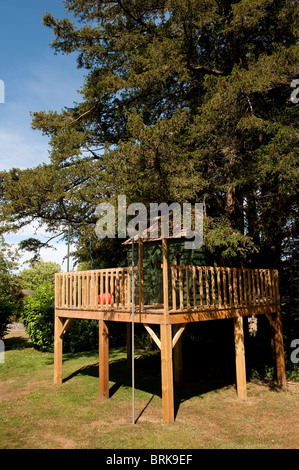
[0,0,85,271]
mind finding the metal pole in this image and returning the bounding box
[132,237,135,425]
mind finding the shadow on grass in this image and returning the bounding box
[3,335,33,351]
[62,351,236,421]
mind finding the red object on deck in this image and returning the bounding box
[98,293,111,305]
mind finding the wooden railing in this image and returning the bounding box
[169,266,279,312]
[55,267,138,311]
[55,265,279,314]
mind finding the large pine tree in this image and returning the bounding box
[0,0,298,266]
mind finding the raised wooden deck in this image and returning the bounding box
[54,238,286,423]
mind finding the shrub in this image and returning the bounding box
[22,283,55,351]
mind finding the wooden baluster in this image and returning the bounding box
[238,269,243,306]
[256,270,261,305]
[171,267,177,312]
[100,272,103,310]
[222,268,227,307]
[116,270,120,308]
[216,267,222,307]
[228,269,233,307]
[192,266,197,308]
[252,270,256,305]
[233,268,238,307]
[205,267,210,307]
[260,270,265,304]
[199,267,203,307]
[211,267,216,307]
[55,274,59,309]
[78,273,82,309]
[179,267,184,310]
[248,269,252,305]
[243,270,248,306]
[186,266,190,308]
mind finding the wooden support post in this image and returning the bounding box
[139,237,144,312]
[126,322,132,369]
[99,319,109,400]
[161,238,174,423]
[273,311,286,388]
[173,324,183,383]
[233,316,247,400]
[161,323,175,423]
[54,315,64,385]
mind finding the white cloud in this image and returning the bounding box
[0,131,49,170]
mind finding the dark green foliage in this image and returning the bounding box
[22,283,56,352]
[20,260,61,290]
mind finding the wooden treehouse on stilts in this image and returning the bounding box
[54,234,286,423]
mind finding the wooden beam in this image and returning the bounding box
[160,322,174,423]
[54,315,64,385]
[60,318,75,338]
[99,319,109,400]
[172,324,186,348]
[144,324,161,349]
[233,316,247,400]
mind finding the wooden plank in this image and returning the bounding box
[233,316,247,400]
[222,268,227,307]
[99,319,109,400]
[160,323,174,423]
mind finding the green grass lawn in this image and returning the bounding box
[1,331,298,449]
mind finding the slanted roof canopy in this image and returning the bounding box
[122,213,194,245]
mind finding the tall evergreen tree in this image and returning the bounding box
[0,0,298,266]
